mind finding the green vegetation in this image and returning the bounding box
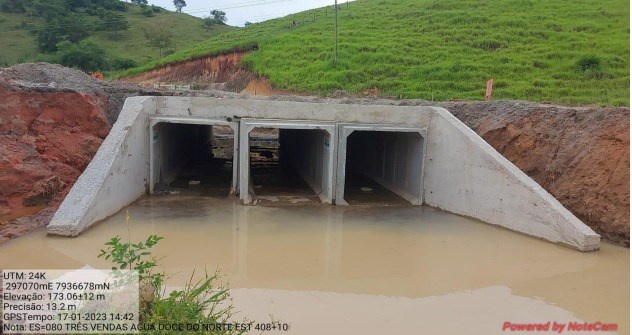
[98,231,242,334]
[54,38,108,72]
[123,0,629,106]
[0,0,234,70]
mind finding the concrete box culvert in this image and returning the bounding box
[149,116,239,196]
[239,119,337,205]
[48,96,599,251]
[336,124,427,206]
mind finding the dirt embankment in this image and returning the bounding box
[123,51,300,96]
[125,51,258,92]
[0,63,150,242]
[441,101,630,246]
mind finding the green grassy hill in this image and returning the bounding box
[0,2,234,67]
[123,0,629,106]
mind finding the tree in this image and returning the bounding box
[173,0,185,13]
[36,13,90,52]
[54,38,107,72]
[203,16,215,28]
[244,21,252,27]
[143,22,173,58]
[110,57,138,70]
[130,0,147,5]
[100,11,129,39]
[210,9,226,23]
[204,9,226,28]
[0,0,26,13]
[32,0,66,20]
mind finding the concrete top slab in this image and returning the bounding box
[154,96,436,126]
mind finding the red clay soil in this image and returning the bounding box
[442,101,630,246]
[0,63,148,243]
[125,51,256,90]
[124,52,302,96]
[0,90,110,241]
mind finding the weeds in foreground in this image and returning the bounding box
[98,232,244,334]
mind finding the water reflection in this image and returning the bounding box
[0,195,628,333]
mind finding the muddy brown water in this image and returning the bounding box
[0,205,46,224]
[0,196,628,334]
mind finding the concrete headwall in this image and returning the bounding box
[48,97,154,236]
[424,109,600,251]
[47,96,599,250]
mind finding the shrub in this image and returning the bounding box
[36,13,90,52]
[110,57,139,70]
[141,8,154,17]
[575,55,602,72]
[98,229,244,334]
[203,17,223,28]
[105,1,128,12]
[0,0,26,13]
[54,38,107,72]
[14,20,31,29]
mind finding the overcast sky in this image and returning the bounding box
[147,0,349,26]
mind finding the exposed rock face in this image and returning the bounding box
[0,63,149,242]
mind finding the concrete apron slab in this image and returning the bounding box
[47,96,600,251]
[239,119,337,205]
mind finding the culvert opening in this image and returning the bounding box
[152,122,235,197]
[248,127,331,205]
[342,130,424,205]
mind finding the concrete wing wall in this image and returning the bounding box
[423,108,600,251]
[47,97,154,236]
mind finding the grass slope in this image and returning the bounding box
[0,3,234,67]
[124,0,629,106]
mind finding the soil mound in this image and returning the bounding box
[1,62,151,123]
[0,63,149,242]
[125,51,256,92]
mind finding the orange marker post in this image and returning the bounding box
[485,78,494,101]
